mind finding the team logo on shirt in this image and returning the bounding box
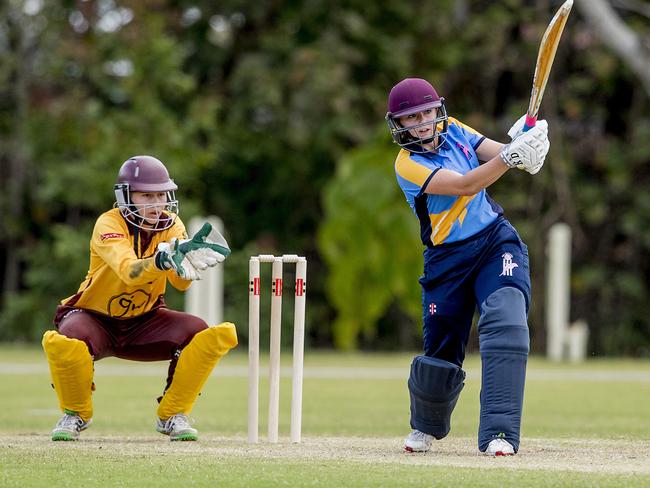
[108,290,151,317]
[429,303,437,315]
[499,252,519,277]
[100,233,126,241]
[456,142,472,160]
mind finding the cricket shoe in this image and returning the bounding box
[484,438,515,456]
[156,413,198,441]
[404,429,434,452]
[51,410,92,441]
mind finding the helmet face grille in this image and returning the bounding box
[114,184,179,231]
[118,204,179,231]
[386,103,449,154]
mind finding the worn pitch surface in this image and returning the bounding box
[3,435,648,475]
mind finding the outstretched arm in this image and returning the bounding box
[424,122,549,197]
[476,138,505,162]
[424,153,509,196]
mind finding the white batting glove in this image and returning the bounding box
[526,121,550,174]
[507,115,550,142]
[501,123,550,175]
[507,115,527,140]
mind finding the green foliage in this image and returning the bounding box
[1,2,220,342]
[0,224,91,341]
[319,130,422,349]
[1,1,649,355]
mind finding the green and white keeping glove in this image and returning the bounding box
[156,239,202,280]
[156,223,231,280]
[182,222,231,270]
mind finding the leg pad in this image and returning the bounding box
[158,322,237,419]
[408,355,465,439]
[478,287,529,453]
[42,330,94,421]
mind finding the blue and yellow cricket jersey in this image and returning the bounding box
[395,117,502,247]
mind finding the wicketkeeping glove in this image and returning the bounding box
[183,222,231,270]
[156,222,231,280]
[156,239,202,280]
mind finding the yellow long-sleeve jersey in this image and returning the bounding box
[61,208,191,319]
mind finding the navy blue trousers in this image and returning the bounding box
[419,217,531,366]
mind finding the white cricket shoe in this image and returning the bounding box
[156,413,198,441]
[485,438,515,456]
[51,410,92,441]
[404,429,434,452]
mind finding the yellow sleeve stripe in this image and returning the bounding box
[395,149,433,187]
[430,195,476,245]
[448,116,482,136]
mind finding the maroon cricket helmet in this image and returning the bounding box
[116,155,178,192]
[387,78,443,118]
[114,156,179,231]
[385,78,449,153]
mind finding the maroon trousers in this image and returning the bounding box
[55,305,207,392]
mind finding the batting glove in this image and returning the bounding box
[507,114,527,140]
[501,122,550,175]
[507,115,551,141]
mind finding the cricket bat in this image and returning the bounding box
[523,0,574,132]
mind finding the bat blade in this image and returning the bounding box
[523,0,573,132]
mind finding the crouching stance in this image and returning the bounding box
[42,155,237,441]
[386,79,547,455]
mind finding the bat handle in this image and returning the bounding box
[523,114,538,132]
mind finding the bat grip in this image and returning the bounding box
[523,115,538,132]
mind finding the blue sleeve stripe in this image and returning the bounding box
[472,136,486,151]
[414,192,432,246]
[417,167,441,197]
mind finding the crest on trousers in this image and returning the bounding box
[429,303,437,315]
[499,252,518,277]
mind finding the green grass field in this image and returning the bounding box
[1,345,649,487]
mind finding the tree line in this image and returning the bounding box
[1,0,649,356]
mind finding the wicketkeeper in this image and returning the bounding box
[42,155,237,441]
[386,78,549,455]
